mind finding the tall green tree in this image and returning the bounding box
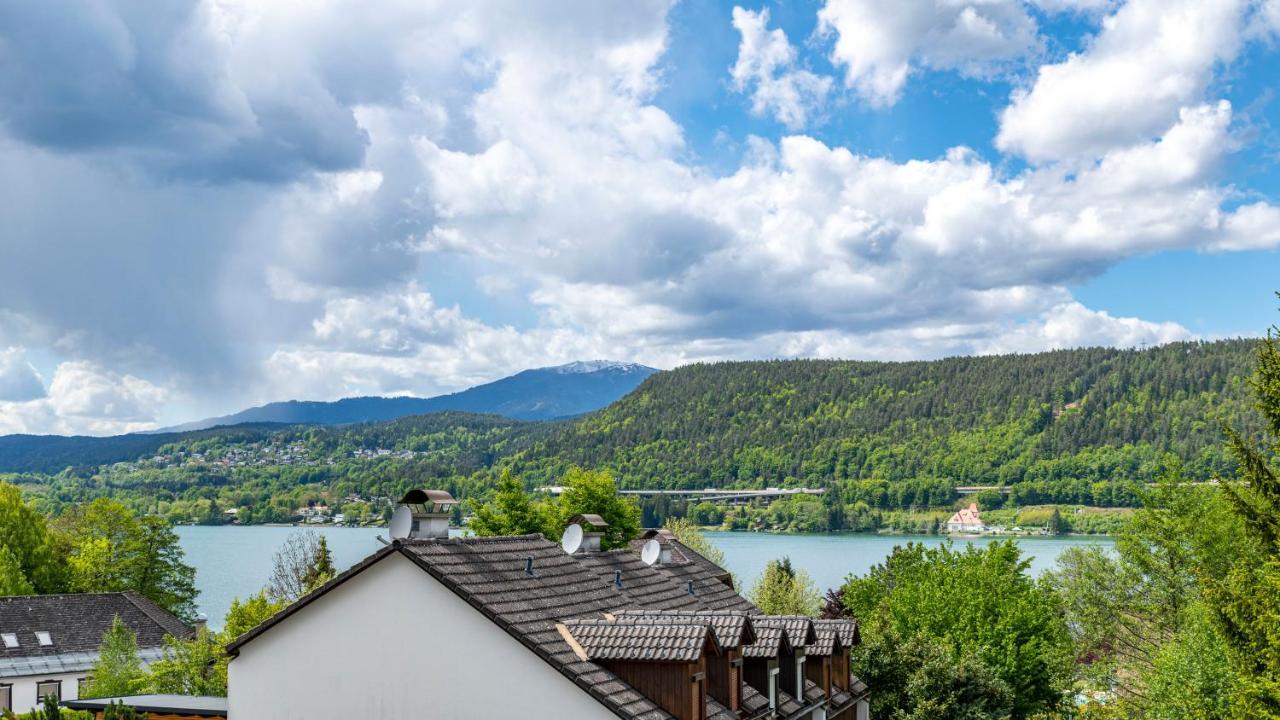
[470,470,549,537]
[0,544,34,596]
[1207,311,1280,716]
[80,616,146,699]
[750,557,819,616]
[553,467,641,550]
[147,627,226,696]
[859,624,1014,720]
[302,535,335,592]
[0,483,63,593]
[844,541,1069,720]
[60,498,198,620]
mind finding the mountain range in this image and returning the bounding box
[161,360,658,431]
[0,360,657,473]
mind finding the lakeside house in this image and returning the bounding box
[945,503,986,534]
[224,489,870,719]
[0,593,192,714]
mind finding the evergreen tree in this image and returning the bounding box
[1209,310,1280,715]
[750,557,819,616]
[80,616,146,699]
[302,536,335,592]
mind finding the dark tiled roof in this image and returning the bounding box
[705,698,735,720]
[0,592,190,659]
[577,552,704,611]
[810,624,841,656]
[751,615,817,648]
[396,535,673,719]
[742,622,790,659]
[814,618,860,647]
[560,620,712,663]
[610,610,756,649]
[657,561,756,612]
[777,689,805,718]
[803,679,826,703]
[741,685,772,718]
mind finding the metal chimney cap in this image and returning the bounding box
[568,513,609,530]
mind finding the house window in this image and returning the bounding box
[34,631,52,647]
[0,634,16,648]
[36,680,60,703]
[78,677,90,696]
[0,684,11,711]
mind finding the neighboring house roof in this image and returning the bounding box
[0,592,190,672]
[559,620,715,663]
[63,694,227,718]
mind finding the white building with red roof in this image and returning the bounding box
[945,503,986,534]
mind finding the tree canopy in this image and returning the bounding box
[843,541,1070,720]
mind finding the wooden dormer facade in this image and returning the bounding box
[558,620,721,720]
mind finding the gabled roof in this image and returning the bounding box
[559,620,715,663]
[610,610,757,649]
[750,615,818,649]
[0,592,191,662]
[813,618,860,648]
[810,624,843,656]
[741,622,791,659]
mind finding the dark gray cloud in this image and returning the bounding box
[0,0,367,182]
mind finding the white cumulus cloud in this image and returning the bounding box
[818,0,1039,107]
[997,0,1253,162]
[730,7,833,129]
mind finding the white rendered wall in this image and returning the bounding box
[229,552,614,720]
[5,670,85,714]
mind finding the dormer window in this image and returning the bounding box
[35,631,52,647]
[0,634,16,648]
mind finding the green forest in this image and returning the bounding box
[0,338,1262,530]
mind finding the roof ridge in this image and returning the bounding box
[121,592,193,638]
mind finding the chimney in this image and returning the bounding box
[567,514,609,552]
[641,528,677,563]
[397,489,456,540]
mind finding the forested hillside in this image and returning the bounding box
[0,339,1263,523]
[507,340,1259,498]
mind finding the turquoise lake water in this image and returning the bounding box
[176,525,1113,627]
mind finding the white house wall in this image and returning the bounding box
[4,670,84,714]
[228,552,615,720]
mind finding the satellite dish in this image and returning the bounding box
[389,505,413,541]
[640,539,661,566]
[561,523,584,554]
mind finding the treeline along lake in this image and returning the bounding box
[176,525,1113,628]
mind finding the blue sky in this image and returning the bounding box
[0,0,1278,434]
